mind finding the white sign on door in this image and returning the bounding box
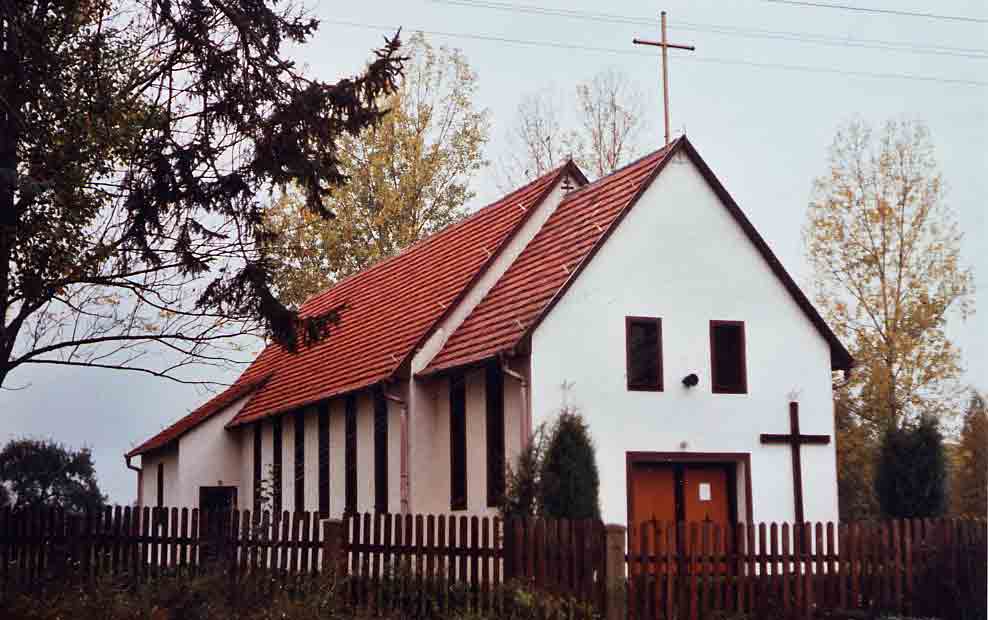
[698,482,712,502]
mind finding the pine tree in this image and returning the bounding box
[538,409,601,520]
[875,416,948,518]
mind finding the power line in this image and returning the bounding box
[429,0,988,59]
[763,0,988,24]
[325,19,988,87]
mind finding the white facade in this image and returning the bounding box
[530,151,838,525]
[134,144,841,528]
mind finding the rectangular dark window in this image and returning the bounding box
[626,316,663,391]
[294,409,305,513]
[156,463,164,507]
[253,423,262,512]
[485,362,505,508]
[345,394,357,515]
[272,416,283,514]
[318,402,330,518]
[711,320,747,394]
[373,389,389,513]
[449,373,467,511]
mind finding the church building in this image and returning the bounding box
[127,136,853,532]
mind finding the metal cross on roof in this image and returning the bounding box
[633,11,696,147]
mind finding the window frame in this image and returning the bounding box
[709,320,748,394]
[625,316,664,392]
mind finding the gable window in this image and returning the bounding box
[710,320,747,394]
[373,389,389,513]
[626,317,663,391]
[449,373,467,511]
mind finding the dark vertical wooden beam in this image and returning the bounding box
[485,362,505,507]
[318,402,330,518]
[156,463,164,508]
[450,373,467,511]
[294,409,305,514]
[345,394,357,514]
[272,416,283,515]
[253,423,262,513]
[374,388,388,513]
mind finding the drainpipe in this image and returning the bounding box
[500,357,530,448]
[383,388,409,515]
[125,454,142,508]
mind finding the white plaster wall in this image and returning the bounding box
[303,405,320,512]
[530,152,838,526]
[175,395,251,509]
[140,445,179,508]
[328,398,346,518]
[355,392,375,513]
[409,367,517,517]
[240,425,255,509]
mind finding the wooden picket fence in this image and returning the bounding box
[2,507,985,619]
[0,506,607,616]
[626,518,987,620]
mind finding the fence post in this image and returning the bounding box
[604,523,626,620]
[322,518,347,579]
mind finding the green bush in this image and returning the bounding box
[875,415,948,519]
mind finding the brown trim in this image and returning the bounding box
[625,451,754,528]
[710,320,748,394]
[625,316,664,392]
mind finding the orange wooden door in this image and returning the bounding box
[682,465,730,526]
[629,463,676,558]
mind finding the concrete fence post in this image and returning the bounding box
[321,518,347,578]
[605,523,627,620]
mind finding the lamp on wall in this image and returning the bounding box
[682,373,699,388]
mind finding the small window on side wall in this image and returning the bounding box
[710,321,747,394]
[626,317,663,391]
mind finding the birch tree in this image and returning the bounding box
[805,119,974,430]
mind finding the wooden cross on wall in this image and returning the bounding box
[633,11,695,146]
[760,402,831,526]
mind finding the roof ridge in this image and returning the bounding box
[298,163,572,315]
[560,139,679,199]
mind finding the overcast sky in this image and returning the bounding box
[2,0,984,505]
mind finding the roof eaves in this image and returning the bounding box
[515,138,684,350]
[393,160,586,380]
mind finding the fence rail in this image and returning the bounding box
[0,506,984,619]
[626,517,987,620]
[0,506,606,615]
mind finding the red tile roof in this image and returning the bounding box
[422,145,676,376]
[423,137,852,375]
[125,373,271,458]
